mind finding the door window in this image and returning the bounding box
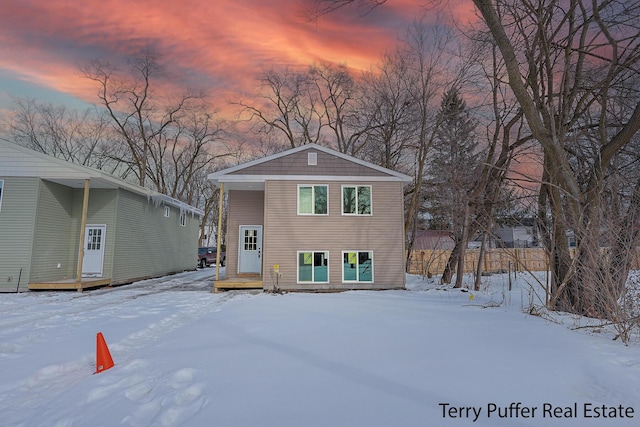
[87,227,102,250]
[244,229,258,251]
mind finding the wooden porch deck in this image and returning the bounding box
[213,275,263,293]
[28,277,112,291]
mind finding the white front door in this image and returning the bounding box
[82,225,106,277]
[238,225,262,274]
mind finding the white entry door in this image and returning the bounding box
[238,225,262,274]
[82,225,106,277]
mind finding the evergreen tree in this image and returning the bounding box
[424,87,483,285]
[425,88,480,231]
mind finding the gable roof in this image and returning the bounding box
[0,139,202,216]
[208,143,413,188]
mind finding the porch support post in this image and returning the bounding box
[76,179,90,282]
[215,182,224,281]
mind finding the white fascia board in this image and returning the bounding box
[217,174,409,183]
[207,143,413,183]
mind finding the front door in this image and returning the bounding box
[238,225,262,274]
[82,225,106,277]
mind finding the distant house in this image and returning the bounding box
[495,224,539,248]
[208,143,412,292]
[0,141,202,292]
[409,230,455,250]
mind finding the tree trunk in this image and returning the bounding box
[474,232,488,291]
[454,203,472,288]
[441,240,459,285]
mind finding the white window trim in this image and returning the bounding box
[297,184,329,216]
[297,250,330,284]
[341,185,373,216]
[164,206,170,218]
[0,180,4,212]
[342,250,374,283]
[179,211,186,227]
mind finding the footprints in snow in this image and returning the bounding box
[99,361,209,426]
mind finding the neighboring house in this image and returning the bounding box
[208,143,412,292]
[0,140,202,292]
[495,224,540,248]
[408,230,455,250]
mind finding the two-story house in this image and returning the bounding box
[208,144,412,292]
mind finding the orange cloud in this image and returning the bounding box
[0,0,477,110]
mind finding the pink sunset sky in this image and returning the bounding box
[0,0,477,111]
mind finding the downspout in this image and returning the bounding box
[76,179,90,284]
[215,182,224,282]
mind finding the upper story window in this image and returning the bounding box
[179,211,187,227]
[342,185,372,215]
[164,206,170,218]
[0,180,4,212]
[298,184,328,215]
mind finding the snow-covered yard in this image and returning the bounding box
[1,268,639,427]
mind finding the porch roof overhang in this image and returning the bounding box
[208,178,265,192]
[208,174,410,192]
[44,176,203,218]
[1,140,203,217]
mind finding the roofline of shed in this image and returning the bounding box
[1,139,203,217]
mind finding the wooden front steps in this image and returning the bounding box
[28,277,112,291]
[214,274,263,293]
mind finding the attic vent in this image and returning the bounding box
[308,152,317,166]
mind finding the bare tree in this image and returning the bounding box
[358,51,416,170]
[2,97,121,172]
[308,0,640,319]
[310,62,378,155]
[399,17,466,272]
[235,62,382,154]
[81,49,231,202]
[234,67,324,149]
[147,101,229,203]
[467,32,535,291]
[473,0,640,317]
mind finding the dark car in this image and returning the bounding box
[197,247,226,268]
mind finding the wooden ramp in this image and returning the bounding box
[29,277,112,291]
[214,275,263,293]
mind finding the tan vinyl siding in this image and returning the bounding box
[228,150,390,177]
[0,177,38,292]
[30,181,75,283]
[262,180,405,291]
[112,189,199,283]
[226,190,264,278]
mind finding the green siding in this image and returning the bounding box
[112,189,199,283]
[0,177,38,292]
[69,188,117,279]
[1,176,198,290]
[30,181,74,282]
